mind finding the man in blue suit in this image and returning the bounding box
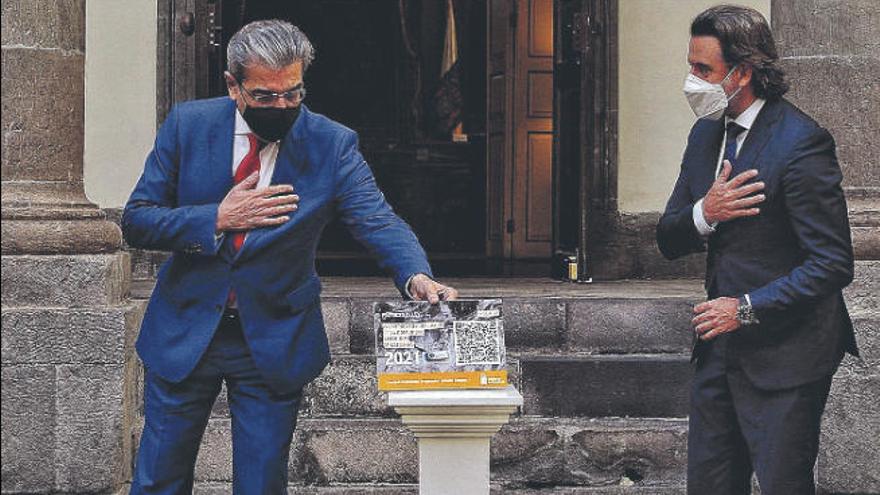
[656,6,856,494]
[123,20,458,493]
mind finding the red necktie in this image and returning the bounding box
[227,133,264,306]
[231,133,265,252]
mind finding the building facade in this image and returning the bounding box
[2,0,877,492]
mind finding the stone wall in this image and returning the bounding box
[772,0,880,492]
[1,1,138,492]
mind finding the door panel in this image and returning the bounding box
[526,131,553,242]
[529,0,554,56]
[512,0,553,258]
[528,71,553,117]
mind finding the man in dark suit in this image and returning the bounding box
[656,5,856,494]
[123,20,458,493]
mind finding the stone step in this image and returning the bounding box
[185,482,690,494]
[197,353,691,420]
[332,278,703,356]
[344,295,699,356]
[492,488,686,495]
[131,417,688,487]
[129,253,875,323]
[132,277,704,357]
[520,355,691,418]
[191,483,421,494]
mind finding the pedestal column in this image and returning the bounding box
[388,386,523,495]
[1,1,139,492]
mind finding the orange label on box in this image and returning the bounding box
[378,370,508,391]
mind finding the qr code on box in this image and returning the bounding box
[453,320,503,365]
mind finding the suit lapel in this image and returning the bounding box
[731,99,783,176]
[693,119,725,197]
[208,98,237,197]
[210,99,237,263]
[268,110,309,189]
[235,106,311,262]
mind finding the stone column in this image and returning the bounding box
[772,1,880,492]
[1,1,139,492]
[388,386,523,495]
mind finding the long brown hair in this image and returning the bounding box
[691,5,789,100]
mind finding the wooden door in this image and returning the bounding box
[512,0,553,258]
[486,0,553,260]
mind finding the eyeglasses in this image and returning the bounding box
[236,78,306,105]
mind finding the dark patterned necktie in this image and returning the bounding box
[724,122,746,167]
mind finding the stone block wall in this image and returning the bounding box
[1,1,139,492]
[772,0,880,492]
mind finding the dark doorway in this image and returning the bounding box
[161,0,489,276]
[156,0,615,279]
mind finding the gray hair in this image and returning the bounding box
[227,20,315,81]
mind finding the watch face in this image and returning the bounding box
[736,303,757,326]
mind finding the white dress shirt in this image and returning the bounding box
[233,110,280,187]
[693,98,766,236]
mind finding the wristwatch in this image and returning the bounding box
[736,294,760,326]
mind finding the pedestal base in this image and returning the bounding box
[388,386,523,495]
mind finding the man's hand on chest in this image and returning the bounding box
[216,172,300,233]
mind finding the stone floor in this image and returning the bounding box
[322,277,704,299]
[133,276,705,301]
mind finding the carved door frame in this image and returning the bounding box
[552,0,617,280]
[157,0,228,124]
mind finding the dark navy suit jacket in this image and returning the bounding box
[657,98,856,390]
[123,98,432,394]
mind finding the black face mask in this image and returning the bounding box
[242,105,300,142]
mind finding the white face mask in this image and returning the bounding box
[683,66,741,121]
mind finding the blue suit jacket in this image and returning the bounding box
[123,98,432,393]
[657,98,856,390]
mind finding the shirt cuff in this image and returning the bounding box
[404,274,417,299]
[693,198,717,236]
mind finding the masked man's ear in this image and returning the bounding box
[224,72,240,96]
[737,65,754,89]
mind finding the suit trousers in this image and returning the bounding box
[131,310,302,494]
[687,334,834,495]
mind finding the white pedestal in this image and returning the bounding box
[387,386,523,495]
